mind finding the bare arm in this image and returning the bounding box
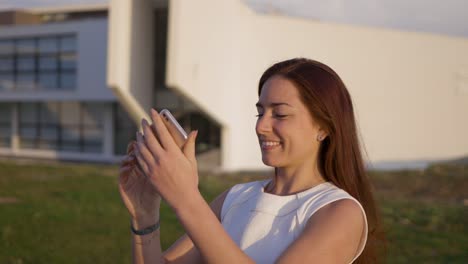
[130,189,229,264]
[134,110,255,264]
[162,189,230,264]
[172,189,255,264]
[276,199,365,264]
[131,213,164,263]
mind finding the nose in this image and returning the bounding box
[255,114,272,136]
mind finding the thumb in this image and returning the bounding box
[182,130,198,164]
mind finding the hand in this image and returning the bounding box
[118,141,161,223]
[134,109,199,211]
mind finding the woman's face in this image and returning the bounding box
[256,75,323,168]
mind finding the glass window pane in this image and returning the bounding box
[83,143,102,153]
[20,126,38,139]
[17,39,36,54]
[19,103,38,123]
[0,104,12,122]
[17,55,36,71]
[38,37,58,53]
[60,102,80,125]
[82,104,104,126]
[39,55,57,70]
[0,125,11,138]
[60,53,76,70]
[61,125,80,141]
[0,73,14,91]
[40,102,59,124]
[114,104,137,155]
[19,138,35,149]
[38,139,57,150]
[0,137,10,148]
[83,127,102,142]
[38,73,58,90]
[61,141,80,152]
[60,72,76,89]
[60,36,76,52]
[16,73,36,90]
[40,125,58,140]
[0,57,14,71]
[0,40,14,55]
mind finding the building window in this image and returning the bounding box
[18,102,103,153]
[0,34,77,91]
[113,103,137,155]
[0,103,12,147]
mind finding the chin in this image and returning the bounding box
[261,155,284,167]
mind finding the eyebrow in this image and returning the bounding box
[255,102,292,108]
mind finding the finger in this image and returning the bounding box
[182,130,198,166]
[134,161,146,178]
[141,118,164,156]
[121,151,137,164]
[135,132,152,174]
[119,164,132,174]
[126,141,135,153]
[122,157,138,169]
[134,145,150,176]
[150,108,178,151]
[119,165,132,184]
[136,131,158,164]
[121,155,134,164]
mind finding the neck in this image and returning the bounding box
[266,161,326,196]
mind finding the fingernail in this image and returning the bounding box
[151,108,157,115]
[141,118,148,127]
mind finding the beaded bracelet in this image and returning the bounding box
[131,220,160,236]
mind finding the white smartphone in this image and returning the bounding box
[159,109,188,148]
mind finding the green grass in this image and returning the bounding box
[0,160,466,263]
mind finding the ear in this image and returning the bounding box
[316,128,328,142]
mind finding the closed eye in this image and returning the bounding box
[255,114,287,119]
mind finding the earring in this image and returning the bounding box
[317,135,323,141]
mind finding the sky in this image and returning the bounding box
[1,0,467,38]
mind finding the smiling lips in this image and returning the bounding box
[260,141,281,150]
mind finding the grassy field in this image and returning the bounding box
[0,159,466,263]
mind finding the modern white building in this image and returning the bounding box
[1,0,467,171]
[0,3,220,167]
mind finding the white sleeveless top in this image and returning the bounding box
[221,180,368,264]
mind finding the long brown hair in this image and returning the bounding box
[258,58,386,263]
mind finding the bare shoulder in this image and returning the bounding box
[276,198,365,263]
[311,198,364,226]
[308,198,365,248]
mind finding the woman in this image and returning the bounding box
[119,58,386,263]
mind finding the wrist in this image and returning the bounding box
[173,190,205,219]
[131,214,159,230]
[131,219,160,236]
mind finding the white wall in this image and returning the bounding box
[0,18,114,102]
[241,14,468,169]
[166,0,468,171]
[166,0,256,171]
[107,0,154,124]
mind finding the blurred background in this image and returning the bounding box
[0,0,467,263]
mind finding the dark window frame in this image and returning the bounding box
[18,102,104,153]
[0,34,77,91]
